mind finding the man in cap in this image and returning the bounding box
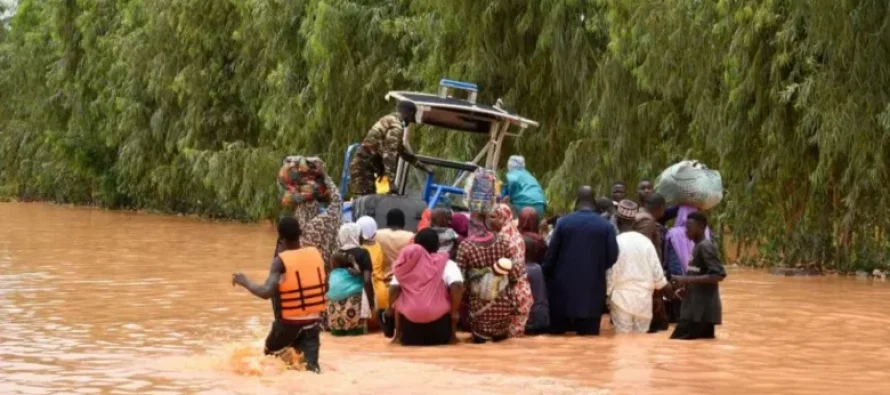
[607,200,676,334]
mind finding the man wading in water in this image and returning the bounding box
[544,186,618,336]
[232,217,326,372]
[670,212,726,340]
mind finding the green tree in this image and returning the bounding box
[1,0,889,270]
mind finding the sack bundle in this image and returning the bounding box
[654,160,723,210]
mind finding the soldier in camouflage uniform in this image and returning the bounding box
[349,101,429,197]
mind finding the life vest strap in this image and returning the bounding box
[281,290,326,301]
[280,284,325,295]
[282,300,327,311]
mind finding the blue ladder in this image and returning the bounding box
[339,143,360,198]
[438,79,479,104]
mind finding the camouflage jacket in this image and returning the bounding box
[361,113,415,180]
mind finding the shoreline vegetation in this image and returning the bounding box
[2,1,889,273]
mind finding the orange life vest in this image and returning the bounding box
[277,247,327,321]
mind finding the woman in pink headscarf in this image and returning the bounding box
[389,229,464,346]
[491,203,533,338]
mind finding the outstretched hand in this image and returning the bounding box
[232,273,247,287]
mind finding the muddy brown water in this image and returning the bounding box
[2,203,890,394]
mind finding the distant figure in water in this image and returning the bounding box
[611,182,627,203]
[233,217,325,372]
[543,186,618,336]
[665,205,711,322]
[636,179,655,204]
[670,212,726,340]
[389,229,464,346]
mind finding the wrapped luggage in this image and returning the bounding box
[463,168,500,213]
[278,156,331,207]
[654,160,723,210]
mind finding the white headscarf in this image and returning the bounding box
[507,155,526,171]
[338,223,362,250]
[356,216,378,242]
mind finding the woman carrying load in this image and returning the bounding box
[327,223,375,336]
[491,204,533,338]
[457,169,521,343]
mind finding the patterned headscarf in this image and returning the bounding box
[288,171,342,270]
[492,203,525,263]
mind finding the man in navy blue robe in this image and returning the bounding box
[543,186,619,335]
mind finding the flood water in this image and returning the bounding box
[2,203,890,394]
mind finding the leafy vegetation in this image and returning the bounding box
[1,0,889,271]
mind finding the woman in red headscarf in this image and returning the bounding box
[518,207,548,265]
[491,204,533,338]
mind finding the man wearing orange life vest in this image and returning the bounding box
[232,217,326,372]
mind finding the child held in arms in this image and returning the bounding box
[670,212,726,340]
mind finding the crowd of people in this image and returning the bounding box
[231,107,725,372]
[231,154,727,373]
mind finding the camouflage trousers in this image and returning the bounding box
[349,151,377,197]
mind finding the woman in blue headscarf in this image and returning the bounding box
[503,155,546,218]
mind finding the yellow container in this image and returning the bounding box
[376,176,391,194]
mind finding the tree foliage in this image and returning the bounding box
[1,0,889,270]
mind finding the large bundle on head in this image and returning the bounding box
[463,168,500,214]
[278,156,331,207]
[655,160,723,211]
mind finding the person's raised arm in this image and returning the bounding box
[232,258,284,300]
[388,125,432,174]
[673,274,725,285]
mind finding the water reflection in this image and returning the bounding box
[2,203,890,394]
